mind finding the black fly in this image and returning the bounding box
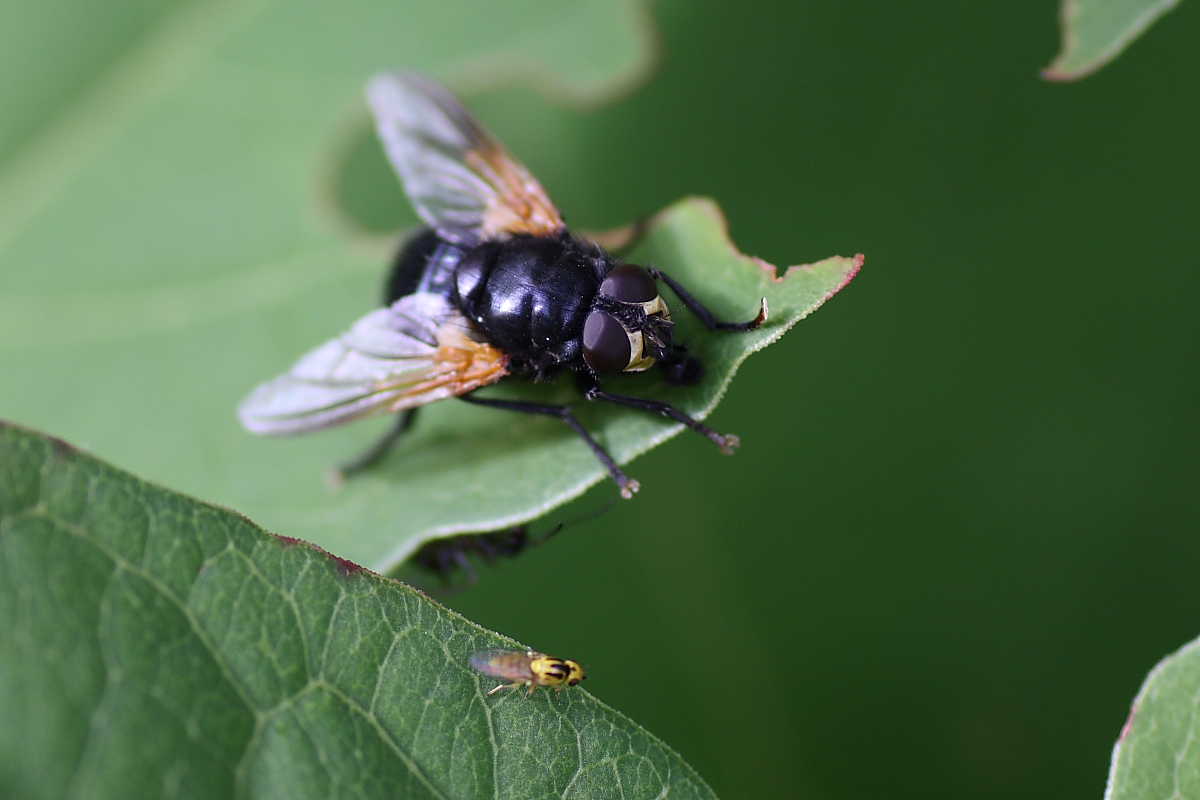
[239,73,766,497]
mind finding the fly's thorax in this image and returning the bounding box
[452,235,600,369]
[582,264,674,374]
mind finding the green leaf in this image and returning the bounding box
[0,420,716,799]
[1104,636,1200,800]
[1043,0,1181,81]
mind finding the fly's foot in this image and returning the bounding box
[748,298,768,329]
[715,433,740,455]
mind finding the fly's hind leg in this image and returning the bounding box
[460,393,640,499]
[331,408,420,484]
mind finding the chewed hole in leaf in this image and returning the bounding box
[320,117,414,236]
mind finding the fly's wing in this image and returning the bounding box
[366,72,565,245]
[469,650,535,682]
[238,293,508,435]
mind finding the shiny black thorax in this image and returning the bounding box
[386,228,613,377]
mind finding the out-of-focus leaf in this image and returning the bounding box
[0,421,716,799]
[1104,636,1200,800]
[1043,0,1180,81]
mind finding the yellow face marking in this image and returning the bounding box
[621,294,673,373]
[623,329,653,373]
[638,295,671,320]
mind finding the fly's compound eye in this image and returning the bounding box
[583,311,632,372]
[599,264,658,303]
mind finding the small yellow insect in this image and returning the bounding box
[469,649,586,696]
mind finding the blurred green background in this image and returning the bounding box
[5,0,1200,797]
[414,1,1200,798]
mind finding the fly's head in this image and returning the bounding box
[582,264,676,374]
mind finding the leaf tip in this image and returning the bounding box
[776,250,863,299]
[1040,65,1078,82]
[1040,57,1100,82]
[1041,0,1182,82]
[840,253,866,290]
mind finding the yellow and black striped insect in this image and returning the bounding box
[469,649,586,696]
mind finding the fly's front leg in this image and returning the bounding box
[460,393,641,499]
[649,267,767,332]
[583,384,740,455]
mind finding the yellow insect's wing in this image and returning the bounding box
[469,649,534,682]
[238,292,508,435]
